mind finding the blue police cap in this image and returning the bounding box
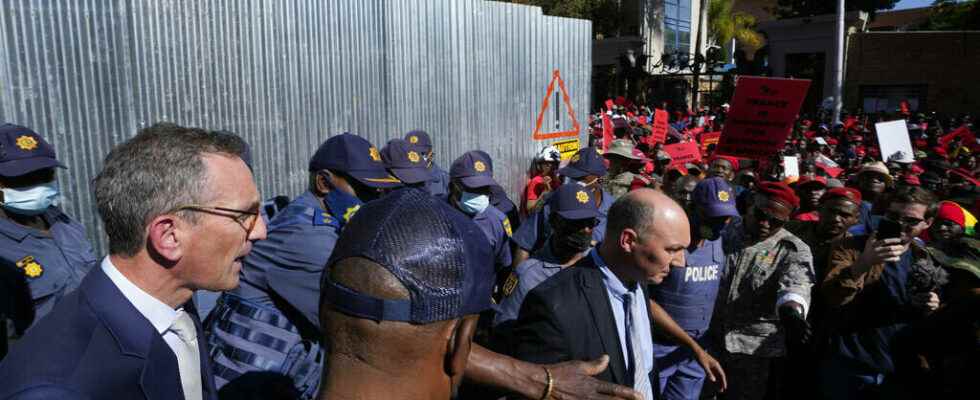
[404,130,433,153]
[559,147,607,178]
[692,177,739,218]
[0,124,65,177]
[381,139,432,185]
[309,133,401,188]
[321,188,495,323]
[450,150,497,189]
[548,183,599,220]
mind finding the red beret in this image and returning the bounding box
[903,175,921,186]
[757,182,800,210]
[796,176,828,188]
[821,187,862,205]
[709,155,740,171]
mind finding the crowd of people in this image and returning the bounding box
[0,93,976,400]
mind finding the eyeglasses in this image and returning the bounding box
[883,212,925,228]
[171,204,260,235]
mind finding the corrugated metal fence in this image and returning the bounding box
[0,0,592,253]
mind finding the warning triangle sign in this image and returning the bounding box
[532,70,581,140]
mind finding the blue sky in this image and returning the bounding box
[895,0,935,9]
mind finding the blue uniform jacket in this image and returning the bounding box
[228,191,341,330]
[426,162,450,197]
[492,242,563,328]
[511,189,612,253]
[0,207,98,326]
[0,267,217,400]
[472,205,513,271]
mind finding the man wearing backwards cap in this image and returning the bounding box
[492,184,600,331]
[511,147,613,269]
[649,177,735,399]
[405,130,450,197]
[711,182,815,400]
[447,150,512,275]
[205,133,401,399]
[0,123,98,328]
[316,188,495,400]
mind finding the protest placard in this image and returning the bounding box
[650,109,669,144]
[716,76,810,159]
[700,132,721,151]
[663,142,702,170]
[875,120,915,163]
[783,156,799,178]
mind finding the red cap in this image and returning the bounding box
[757,181,800,210]
[709,155,740,171]
[903,175,921,186]
[796,176,828,188]
[909,164,925,175]
[820,187,862,205]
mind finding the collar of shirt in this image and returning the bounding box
[101,257,179,334]
[591,248,638,301]
[531,240,564,267]
[0,208,60,241]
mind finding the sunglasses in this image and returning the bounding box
[883,212,925,228]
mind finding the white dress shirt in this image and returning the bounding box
[101,257,203,400]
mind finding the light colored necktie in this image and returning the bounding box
[169,310,204,400]
[625,293,653,399]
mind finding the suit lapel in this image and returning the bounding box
[577,256,627,385]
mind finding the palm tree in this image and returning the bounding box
[708,0,764,61]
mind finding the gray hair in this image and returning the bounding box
[605,192,657,243]
[94,123,247,256]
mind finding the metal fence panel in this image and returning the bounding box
[0,0,592,253]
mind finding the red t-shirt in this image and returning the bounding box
[525,175,558,201]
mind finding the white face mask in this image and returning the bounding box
[1,182,59,216]
[458,191,490,215]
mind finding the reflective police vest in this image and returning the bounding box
[649,237,726,335]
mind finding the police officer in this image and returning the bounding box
[511,147,612,268]
[492,183,599,332]
[381,138,432,189]
[0,123,98,328]
[649,177,736,399]
[447,150,512,273]
[404,130,450,197]
[204,133,401,399]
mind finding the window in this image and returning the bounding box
[664,0,692,67]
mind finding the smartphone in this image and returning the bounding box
[876,218,902,240]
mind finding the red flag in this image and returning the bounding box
[940,126,976,148]
[602,113,614,152]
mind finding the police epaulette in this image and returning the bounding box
[313,209,338,227]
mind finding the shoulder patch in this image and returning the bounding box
[16,255,43,278]
[503,217,512,237]
[502,273,519,296]
[313,210,339,227]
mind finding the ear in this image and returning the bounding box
[314,171,332,196]
[619,228,638,254]
[444,315,477,380]
[146,214,184,263]
[923,217,934,230]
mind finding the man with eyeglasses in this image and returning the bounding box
[0,123,268,399]
[204,133,401,399]
[819,186,945,399]
[711,182,815,400]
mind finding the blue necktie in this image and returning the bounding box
[623,293,636,385]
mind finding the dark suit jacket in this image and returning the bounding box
[0,267,218,400]
[509,253,655,388]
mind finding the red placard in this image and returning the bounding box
[716,77,810,160]
[700,131,721,151]
[650,109,669,144]
[663,142,702,170]
[602,113,614,152]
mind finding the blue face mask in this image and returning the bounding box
[458,191,490,215]
[1,182,59,216]
[324,188,364,227]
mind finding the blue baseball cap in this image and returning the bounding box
[548,184,599,220]
[450,150,497,189]
[321,188,495,323]
[692,177,739,218]
[309,133,401,188]
[559,147,607,178]
[381,139,432,185]
[0,124,65,177]
[404,130,433,153]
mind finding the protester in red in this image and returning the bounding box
[522,145,561,216]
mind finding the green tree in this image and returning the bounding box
[502,0,624,38]
[919,0,980,30]
[771,0,901,19]
[708,0,764,56]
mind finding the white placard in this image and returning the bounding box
[814,137,827,146]
[875,120,915,163]
[784,156,800,178]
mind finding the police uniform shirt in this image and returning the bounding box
[512,189,613,253]
[426,162,450,197]
[492,242,563,327]
[229,191,344,329]
[472,205,513,271]
[0,206,97,324]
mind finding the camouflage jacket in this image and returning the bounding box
[603,171,635,200]
[712,224,815,357]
